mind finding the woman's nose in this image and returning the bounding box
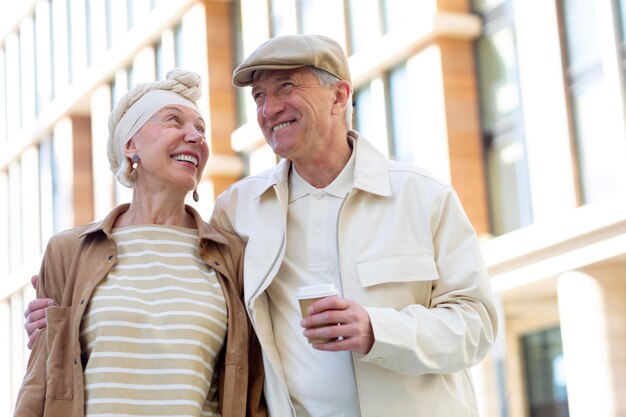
[184,124,204,143]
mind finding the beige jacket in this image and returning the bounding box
[212,131,498,417]
[14,204,266,417]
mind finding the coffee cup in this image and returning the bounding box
[297,284,340,344]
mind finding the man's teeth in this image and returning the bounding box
[173,154,198,167]
[273,121,293,132]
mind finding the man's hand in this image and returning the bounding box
[300,296,374,354]
[24,275,57,349]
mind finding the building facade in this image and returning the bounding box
[1,0,624,416]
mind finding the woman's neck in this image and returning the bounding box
[114,190,195,228]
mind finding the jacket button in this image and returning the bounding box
[74,357,78,365]
[108,255,113,260]
[238,367,245,374]
[80,300,85,305]
[214,261,220,266]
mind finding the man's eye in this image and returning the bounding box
[253,93,264,104]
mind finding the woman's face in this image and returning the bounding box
[126,104,208,193]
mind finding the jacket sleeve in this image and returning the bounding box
[13,248,57,416]
[14,233,70,417]
[361,189,498,375]
[211,192,237,234]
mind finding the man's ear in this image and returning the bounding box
[332,80,351,114]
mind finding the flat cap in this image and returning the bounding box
[233,34,351,87]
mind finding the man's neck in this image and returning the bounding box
[292,138,353,188]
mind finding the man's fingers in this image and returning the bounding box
[24,298,56,319]
[30,275,38,290]
[27,328,39,350]
[25,316,47,338]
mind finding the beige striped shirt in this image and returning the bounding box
[80,225,227,417]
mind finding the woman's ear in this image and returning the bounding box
[123,137,138,159]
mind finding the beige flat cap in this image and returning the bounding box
[232,34,351,87]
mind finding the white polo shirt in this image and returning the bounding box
[266,148,360,417]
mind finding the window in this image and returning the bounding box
[0,170,9,277]
[387,63,413,163]
[269,0,297,36]
[0,49,6,144]
[35,0,53,114]
[474,1,532,235]
[347,0,381,54]
[354,79,390,156]
[39,138,55,246]
[297,0,345,41]
[522,327,570,417]
[4,33,21,141]
[560,0,619,203]
[382,0,417,32]
[20,16,37,128]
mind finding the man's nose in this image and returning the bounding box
[262,94,285,118]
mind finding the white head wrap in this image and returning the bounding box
[107,68,202,188]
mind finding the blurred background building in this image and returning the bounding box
[1,0,625,416]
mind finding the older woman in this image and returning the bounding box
[14,69,265,417]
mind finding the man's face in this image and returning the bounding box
[250,67,337,162]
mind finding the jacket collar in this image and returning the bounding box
[254,130,392,199]
[79,203,228,244]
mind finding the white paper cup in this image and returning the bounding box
[297,284,340,344]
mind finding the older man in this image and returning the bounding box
[211,34,498,417]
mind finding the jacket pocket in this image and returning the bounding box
[45,306,74,400]
[356,249,439,287]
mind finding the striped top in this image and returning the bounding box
[80,225,227,417]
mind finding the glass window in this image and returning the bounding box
[354,85,376,140]
[270,0,297,36]
[475,3,532,234]
[0,49,6,144]
[347,0,381,54]
[35,1,53,114]
[8,161,23,269]
[4,33,21,141]
[128,0,152,31]
[298,0,345,42]
[0,170,9,276]
[20,16,37,128]
[560,0,616,203]
[174,22,184,68]
[39,138,55,246]
[382,0,421,33]
[387,63,413,163]
[522,327,570,417]
[106,0,128,48]
[51,0,70,95]
[620,0,626,41]
[354,80,390,155]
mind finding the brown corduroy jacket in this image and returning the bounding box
[13,204,266,417]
